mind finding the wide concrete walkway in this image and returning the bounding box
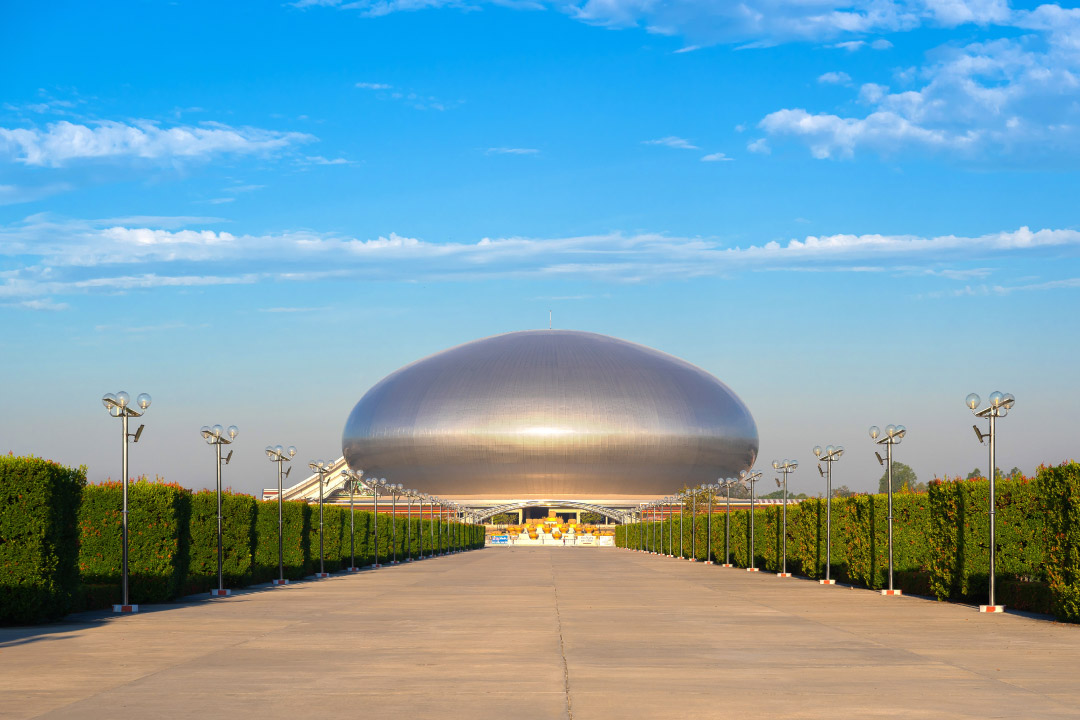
[3,547,1080,719]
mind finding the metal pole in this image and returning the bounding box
[319,470,325,575]
[391,491,397,564]
[691,489,697,561]
[782,472,788,575]
[679,496,684,559]
[668,501,673,556]
[349,482,356,570]
[277,460,284,583]
[989,413,996,608]
[121,413,129,608]
[373,485,380,568]
[216,441,223,593]
[707,491,713,563]
[724,486,731,565]
[750,480,756,571]
[826,460,832,583]
[887,441,894,593]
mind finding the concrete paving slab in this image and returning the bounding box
[1,547,1079,719]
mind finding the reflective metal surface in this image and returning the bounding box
[342,330,758,499]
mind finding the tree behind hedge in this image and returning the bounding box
[0,455,85,624]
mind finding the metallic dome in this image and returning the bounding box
[342,330,758,499]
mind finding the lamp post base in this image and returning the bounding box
[705,560,713,565]
[880,589,903,596]
[689,558,697,562]
[373,563,382,569]
[746,567,760,572]
[210,589,232,597]
[777,572,792,578]
[979,605,1006,613]
[315,572,330,578]
[273,579,289,586]
[406,558,414,562]
[819,579,836,585]
[346,566,360,572]
[112,604,138,613]
[721,563,733,568]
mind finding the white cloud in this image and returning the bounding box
[302,155,355,165]
[643,136,699,150]
[355,82,393,89]
[0,120,314,167]
[747,138,771,154]
[818,71,853,84]
[3,215,1078,306]
[701,152,733,162]
[761,5,1080,160]
[486,147,540,155]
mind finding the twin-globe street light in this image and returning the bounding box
[812,444,844,585]
[966,390,1016,613]
[772,459,798,578]
[703,483,719,564]
[718,477,740,567]
[308,459,335,578]
[201,424,239,597]
[264,444,297,585]
[101,391,152,613]
[869,423,907,596]
[339,469,365,572]
[740,469,763,571]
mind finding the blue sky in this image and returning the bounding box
[2,0,1078,496]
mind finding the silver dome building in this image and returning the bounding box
[341,330,758,505]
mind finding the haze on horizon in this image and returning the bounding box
[2,0,1077,498]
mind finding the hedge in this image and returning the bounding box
[0,456,85,624]
[1036,463,1080,620]
[188,490,257,592]
[617,463,1080,622]
[253,499,312,582]
[78,479,191,605]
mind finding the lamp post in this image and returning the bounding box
[433,497,442,555]
[264,444,296,585]
[869,424,907,596]
[690,485,700,562]
[426,494,435,558]
[201,424,239,597]
[720,478,737,567]
[101,391,151,613]
[740,469,762,571]
[812,445,844,585]
[705,484,718,564]
[660,496,669,557]
[967,391,1016,613]
[369,477,385,568]
[772,459,797,578]
[309,460,333,578]
[388,483,403,564]
[678,491,685,559]
[405,489,415,562]
[340,469,364,572]
[653,501,659,554]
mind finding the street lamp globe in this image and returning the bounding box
[966,393,981,411]
[227,425,239,441]
[116,391,130,408]
[813,446,823,457]
[869,425,880,439]
[136,393,152,410]
[989,391,1004,408]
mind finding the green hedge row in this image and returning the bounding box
[618,462,1080,622]
[1,456,484,624]
[0,456,85,624]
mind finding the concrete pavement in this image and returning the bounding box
[2,547,1079,719]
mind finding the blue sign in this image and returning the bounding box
[489,535,509,544]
